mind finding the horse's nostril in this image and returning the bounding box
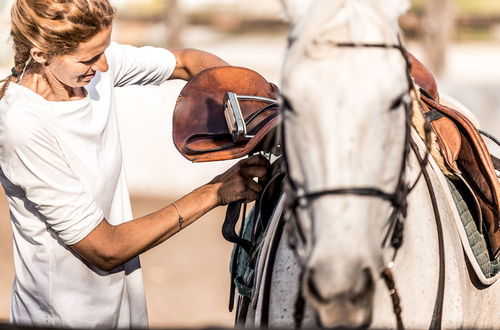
[350,268,374,303]
[307,269,329,304]
[306,267,374,305]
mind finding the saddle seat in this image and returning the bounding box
[408,53,500,259]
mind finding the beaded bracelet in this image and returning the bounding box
[171,202,184,231]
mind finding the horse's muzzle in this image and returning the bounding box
[304,267,375,328]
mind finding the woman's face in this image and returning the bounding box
[47,26,112,88]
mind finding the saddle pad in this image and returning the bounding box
[447,178,500,280]
[229,193,287,301]
[411,129,499,285]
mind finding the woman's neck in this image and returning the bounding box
[20,69,87,102]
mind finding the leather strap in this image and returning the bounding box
[479,129,500,171]
[259,208,286,327]
[182,106,278,155]
[425,108,445,122]
[381,266,404,330]
[411,139,445,330]
[491,155,500,172]
[225,201,253,313]
[222,201,253,255]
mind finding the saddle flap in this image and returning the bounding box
[409,53,499,258]
[422,95,500,258]
[173,66,280,162]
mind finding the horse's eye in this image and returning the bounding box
[281,96,295,113]
[389,93,410,111]
[389,95,404,111]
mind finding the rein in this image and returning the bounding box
[281,37,444,329]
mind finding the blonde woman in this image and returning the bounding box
[0,0,269,328]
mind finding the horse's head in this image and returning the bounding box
[281,0,411,327]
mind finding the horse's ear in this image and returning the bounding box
[279,0,313,24]
[377,0,411,19]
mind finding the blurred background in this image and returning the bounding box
[0,0,499,328]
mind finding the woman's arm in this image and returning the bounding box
[170,48,229,80]
[71,155,269,271]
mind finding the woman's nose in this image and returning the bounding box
[92,54,109,73]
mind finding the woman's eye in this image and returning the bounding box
[81,54,101,65]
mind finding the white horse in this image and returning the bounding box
[240,0,500,328]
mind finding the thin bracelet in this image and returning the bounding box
[172,202,184,231]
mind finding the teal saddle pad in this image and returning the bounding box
[447,178,499,278]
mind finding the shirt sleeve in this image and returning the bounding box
[2,106,104,245]
[105,42,177,88]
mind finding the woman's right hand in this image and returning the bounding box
[209,155,270,205]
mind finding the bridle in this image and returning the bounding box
[280,37,442,329]
[284,38,417,251]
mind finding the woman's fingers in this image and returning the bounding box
[240,165,269,182]
[244,177,263,194]
[211,155,271,205]
[240,154,270,168]
[240,155,270,182]
[244,189,259,203]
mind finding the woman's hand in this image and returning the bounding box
[209,155,270,205]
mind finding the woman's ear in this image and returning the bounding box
[30,48,49,65]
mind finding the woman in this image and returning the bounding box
[0,0,269,328]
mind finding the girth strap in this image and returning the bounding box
[224,201,253,313]
[222,201,254,255]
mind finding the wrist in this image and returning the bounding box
[198,182,220,208]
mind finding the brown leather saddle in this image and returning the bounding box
[409,53,500,259]
[173,66,280,163]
